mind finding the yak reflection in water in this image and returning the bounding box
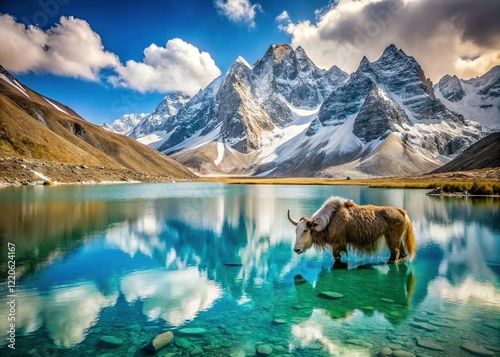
[289,264,416,324]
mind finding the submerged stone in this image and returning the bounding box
[346,339,373,348]
[153,331,174,350]
[391,350,416,357]
[380,298,395,303]
[256,344,273,356]
[413,316,429,322]
[177,327,208,336]
[318,291,343,300]
[142,331,174,353]
[377,347,392,357]
[98,336,124,348]
[416,337,444,351]
[175,337,192,349]
[460,342,494,356]
[410,322,438,331]
[273,319,286,325]
[429,319,454,327]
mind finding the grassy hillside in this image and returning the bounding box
[0,67,196,183]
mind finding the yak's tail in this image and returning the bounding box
[403,212,416,262]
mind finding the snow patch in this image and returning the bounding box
[136,131,172,150]
[236,56,253,69]
[166,124,222,153]
[31,170,52,181]
[43,97,68,114]
[0,74,29,97]
[214,142,224,165]
[258,103,318,164]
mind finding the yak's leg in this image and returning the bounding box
[331,244,342,262]
[386,234,400,263]
[332,244,347,269]
[398,241,407,262]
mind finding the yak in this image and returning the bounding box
[287,196,415,264]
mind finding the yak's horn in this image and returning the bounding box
[287,209,298,226]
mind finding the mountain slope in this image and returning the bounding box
[431,132,500,173]
[0,66,195,182]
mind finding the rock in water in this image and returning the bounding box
[177,327,208,337]
[98,336,124,348]
[174,337,192,349]
[428,319,454,327]
[256,344,273,356]
[142,331,174,353]
[416,338,444,351]
[460,342,494,356]
[380,298,395,303]
[317,291,343,300]
[377,347,393,357]
[391,350,416,357]
[409,321,438,331]
[346,339,373,348]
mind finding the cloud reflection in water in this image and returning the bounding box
[120,267,221,325]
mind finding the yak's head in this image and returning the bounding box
[287,209,320,254]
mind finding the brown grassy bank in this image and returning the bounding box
[201,168,500,194]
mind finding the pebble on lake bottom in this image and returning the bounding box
[416,337,444,351]
[460,342,494,356]
[317,291,344,299]
[377,347,392,357]
[98,336,124,348]
[256,344,273,356]
[391,349,416,357]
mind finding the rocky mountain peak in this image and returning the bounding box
[437,75,465,102]
[271,44,294,61]
[352,84,410,142]
[235,56,252,68]
[129,92,190,138]
[103,113,148,136]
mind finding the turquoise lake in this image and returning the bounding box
[0,183,499,356]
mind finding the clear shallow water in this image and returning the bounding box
[0,183,499,357]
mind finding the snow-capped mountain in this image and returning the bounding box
[130,92,190,139]
[103,113,148,136]
[435,66,500,131]
[106,44,498,177]
[154,44,348,155]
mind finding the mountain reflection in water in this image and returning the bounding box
[0,183,498,355]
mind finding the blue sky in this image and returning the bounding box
[1,0,499,124]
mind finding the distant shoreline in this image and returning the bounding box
[2,154,498,195]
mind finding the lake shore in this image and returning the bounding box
[0,154,191,187]
[201,167,500,193]
[1,153,498,194]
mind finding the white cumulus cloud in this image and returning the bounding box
[108,38,221,96]
[215,0,262,28]
[0,14,119,80]
[279,0,500,81]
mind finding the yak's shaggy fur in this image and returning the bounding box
[288,196,415,263]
